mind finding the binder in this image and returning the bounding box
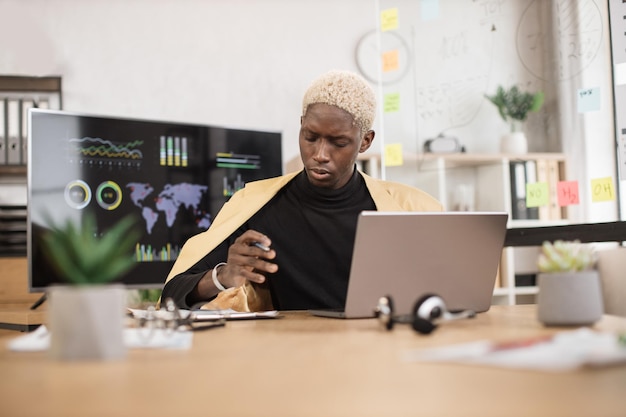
[21,99,34,163]
[509,160,540,220]
[535,159,550,220]
[37,98,49,109]
[547,160,563,220]
[509,161,528,220]
[0,99,6,165]
[6,98,20,165]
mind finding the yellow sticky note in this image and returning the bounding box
[382,49,399,72]
[526,182,549,208]
[385,143,403,167]
[381,8,399,31]
[591,177,615,202]
[383,92,400,113]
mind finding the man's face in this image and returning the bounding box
[299,103,374,190]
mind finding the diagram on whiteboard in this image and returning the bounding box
[372,0,605,152]
[517,0,602,82]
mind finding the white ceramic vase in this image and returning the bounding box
[48,285,127,361]
[500,131,528,154]
[537,271,604,326]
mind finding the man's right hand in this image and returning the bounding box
[195,230,278,299]
[218,230,278,288]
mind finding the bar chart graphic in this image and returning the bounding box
[223,174,245,197]
[160,136,188,167]
[135,242,181,262]
[216,152,260,169]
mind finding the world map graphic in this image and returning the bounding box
[126,182,212,234]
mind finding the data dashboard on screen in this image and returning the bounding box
[28,109,282,291]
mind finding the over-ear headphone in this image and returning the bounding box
[374,293,476,334]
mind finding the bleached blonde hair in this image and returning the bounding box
[302,70,376,135]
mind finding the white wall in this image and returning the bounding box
[0,0,378,168]
[1,0,620,223]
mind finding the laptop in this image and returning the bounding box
[309,211,509,319]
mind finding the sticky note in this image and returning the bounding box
[577,87,601,113]
[421,0,439,21]
[590,177,615,202]
[382,49,399,72]
[615,62,626,86]
[385,143,403,167]
[557,181,580,206]
[383,92,400,113]
[381,8,399,31]
[526,182,549,208]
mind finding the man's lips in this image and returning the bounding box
[309,168,330,177]
[311,167,328,174]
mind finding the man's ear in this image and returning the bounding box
[359,130,375,153]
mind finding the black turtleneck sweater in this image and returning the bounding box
[162,169,376,310]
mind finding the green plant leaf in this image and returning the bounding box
[485,85,544,126]
[40,212,141,285]
[537,240,596,273]
[530,91,545,112]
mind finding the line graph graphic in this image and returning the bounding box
[68,137,144,168]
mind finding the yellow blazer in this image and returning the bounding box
[165,170,442,284]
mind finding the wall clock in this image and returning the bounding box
[355,30,411,85]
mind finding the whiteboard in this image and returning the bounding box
[371,0,605,155]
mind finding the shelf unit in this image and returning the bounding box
[0,75,62,257]
[364,152,569,305]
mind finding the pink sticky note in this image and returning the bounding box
[557,181,579,206]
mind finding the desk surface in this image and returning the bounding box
[1,305,625,417]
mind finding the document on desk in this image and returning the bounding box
[128,308,279,321]
[403,328,626,372]
[193,309,279,320]
[7,325,193,352]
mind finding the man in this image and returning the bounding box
[161,70,442,311]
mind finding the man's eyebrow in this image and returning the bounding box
[326,134,351,141]
[301,126,351,141]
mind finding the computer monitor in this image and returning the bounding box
[27,109,282,292]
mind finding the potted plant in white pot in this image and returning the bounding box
[485,85,544,154]
[41,213,140,360]
[536,240,604,326]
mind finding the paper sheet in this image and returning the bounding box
[403,328,626,372]
[7,325,193,352]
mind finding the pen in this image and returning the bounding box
[490,335,553,352]
[252,241,270,252]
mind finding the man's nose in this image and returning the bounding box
[313,140,330,161]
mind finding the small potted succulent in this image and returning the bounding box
[485,85,544,154]
[536,240,604,326]
[42,212,140,360]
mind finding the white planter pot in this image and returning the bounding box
[500,132,528,154]
[48,285,127,361]
[537,271,604,326]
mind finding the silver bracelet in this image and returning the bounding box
[211,262,228,292]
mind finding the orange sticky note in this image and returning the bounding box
[557,181,579,206]
[385,143,403,167]
[526,182,549,208]
[381,8,399,31]
[590,177,615,202]
[383,92,400,113]
[382,49,399,72]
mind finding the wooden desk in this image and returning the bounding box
[1,305,625,417]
